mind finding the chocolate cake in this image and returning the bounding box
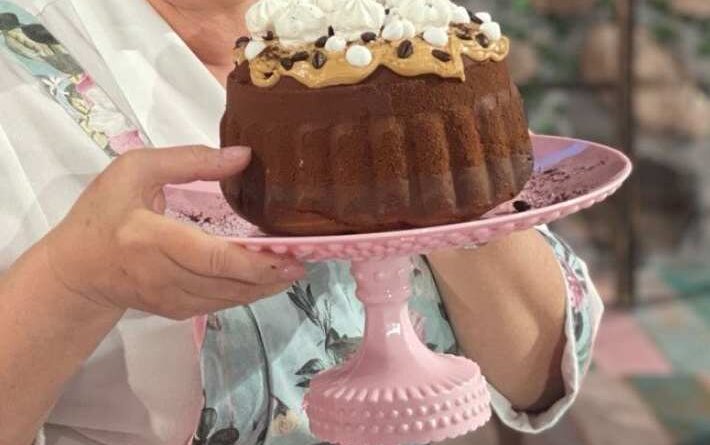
[221,0,533,235]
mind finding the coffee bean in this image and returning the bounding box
[292,51,309,62]
[312,50,327,69]
[235,36,250,48]
[432,49,451,62]
[456,31,472,40]
[361,32,377,43]
[280,58,294,70]
[475,33,490,48]
[513,200,532,212]
[315,35,328,48]
[328,25,335,36]
[264,31,274,41]
[469,10,483,24]
[397,40,414,59]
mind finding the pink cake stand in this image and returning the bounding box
[163,135,632,445]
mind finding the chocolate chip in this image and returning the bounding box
[475,33,490,48]
[280,58,294,70]
[432,49,451,62]
[315,35,328,48]
[328,25,335,36]
[468,10,483,24]
[361,32,377,43]
[397,40,414,59]
[312,50,327,69]
[264,31,274,41]
[235,36,250,48]
[385,8,390,14]
[456,31,472,40]
[264,72,274,79]
[513,200,532,212]
[291,51,309,62]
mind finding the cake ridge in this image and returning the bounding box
[220,45,534,235]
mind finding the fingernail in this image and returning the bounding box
[278,264,306,280]
[221,146,251,160]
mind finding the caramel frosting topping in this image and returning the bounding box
[235,0,510,89]
[234,23,509,89]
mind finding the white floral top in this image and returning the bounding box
[0,1,604,444]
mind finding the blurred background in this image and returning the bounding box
[458,0,710,443]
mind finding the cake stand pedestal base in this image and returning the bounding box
[305,257,492,445]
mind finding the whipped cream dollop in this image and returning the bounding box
[246,0,289,36]
[325,35,347,52]
[244,0,501,47]
[422,27,448,47]
[330,0,386,41]
[474,12,492,23]
[450,5,470,24]
[273,0,328,46]
[397,0,452,33]
[345,44,373,67]
[244,40,267,60]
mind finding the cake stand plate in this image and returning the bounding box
[164,135,632,445]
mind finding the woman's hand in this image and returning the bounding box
[1,145,304,444]
[42,145,305,320]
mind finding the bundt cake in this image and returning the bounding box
[221,0,533,236]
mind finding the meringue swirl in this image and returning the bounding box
[273,0,328,46]
[330,0,386,41]
[245,0,289,36]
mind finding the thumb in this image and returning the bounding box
[137,145,252,186]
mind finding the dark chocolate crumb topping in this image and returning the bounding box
[432,49,452,62]
[312,50,327,69]
[291,51,309,62]
[264,31,274,41]
[513,200,532,212]
[475,33,490,48]
[328,25,335,37]
[280,57,294,70]
[397,40,414,59]
[361,31,377,43]
[235,36,250,48]
[315,35,328,48]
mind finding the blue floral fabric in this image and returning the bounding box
[0,0,149,156]
[196,226,602,445]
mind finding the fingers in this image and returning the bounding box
[155,281,293,321]
[144,212,306,284]
[114,236,295,320]
[169,264,294,304]
[157,282,293,321]
[114,145,252,187]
